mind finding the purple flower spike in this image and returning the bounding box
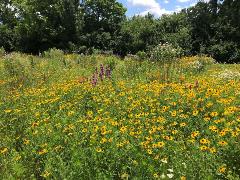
[100,64,105,76]
[99,64,105,81]
[99,72,104,81]
[106,66,112,79]
[91,73,98,86]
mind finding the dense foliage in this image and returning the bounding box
[0,0,239,63]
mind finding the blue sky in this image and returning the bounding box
[117,0,203,17]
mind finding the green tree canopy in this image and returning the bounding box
[80,0,126,51]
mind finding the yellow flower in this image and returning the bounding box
[166,136,173,141]
[0,147,8,154]
[231,131,239,137]
[200,138,210,144]
[218,141,228,146]
[218,166,227,174]
[209,147,217,153]
[200,146,208,151]
[41,170,51,178]
[96,147,103,153]
[14,155,22,161]
[209,126,218,132]
[132,160,138,165]
[193,110,199,116]
[180,122,187,127]
[219,130,226,136]
[119,92,125,96]
[108,138,113,143]
[68,111,75,116]
[117,142,124,148]
[23,139,30,145]
[161,157,168,163]
[162,106,168,110]
[35,112,40,117]
[4,109,12,113]
[191,131,199,138]
[153,173,159,178]
[152,144,157,148]
[188,139,195,143]
[204,117,210,122]
[82,128,88,133]
[237,117,240,122]
[147,149,153,155]
[206,102,213,108]
[31,121,40,128]
[100,138,107,144]
[157,141,165,148]
[38,149,48,155]
[210,112,218,117]
[171,111,177,117]
[180,114,185,118]
[87,111,93,117]
[154,155,160,160]
[120,126,127,133]
[120,172,129,179]
[181,176,187,180]
[172,130,178,134]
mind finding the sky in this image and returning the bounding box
[117,0,203,17]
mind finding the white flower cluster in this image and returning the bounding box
[213,70,240,80]
[150,43,182,63]
[189,60,204,72]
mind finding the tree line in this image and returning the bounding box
[0,0,239,63]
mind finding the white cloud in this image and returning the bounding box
[127,0,159,8]
[140,8,172,17]
[127,0,171,17]
[175,5,182,12]
[190,2,197,7]
[164,0,169,4]
[175,4,191,12]
[177,0,191,2]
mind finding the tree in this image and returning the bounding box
[156,12,192,55]
[116,14,158,55]
[0,0,18,51]
[14,0,83,53]
[208,0,240,62]
[186,2,214,54]
[80,0,126,51]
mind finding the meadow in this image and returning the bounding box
[0,51,240,179]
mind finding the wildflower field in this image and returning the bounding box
[0,53,240,179]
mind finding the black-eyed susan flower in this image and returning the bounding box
[180,122,187,127]
[38,149,48,155]
[200,138,210,144]
[209,147,217,154]
[96,147,103,153]
[147,149,153,155]
[218,141,228,146]
[191,131,199,138]
[218,165,227,174]
[193,110,199,116]
[157,141,165,148]
[0,147,8,154]
[200,146,208,151]
[210,111,218,117]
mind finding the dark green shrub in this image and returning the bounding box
[208,43,240,64]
